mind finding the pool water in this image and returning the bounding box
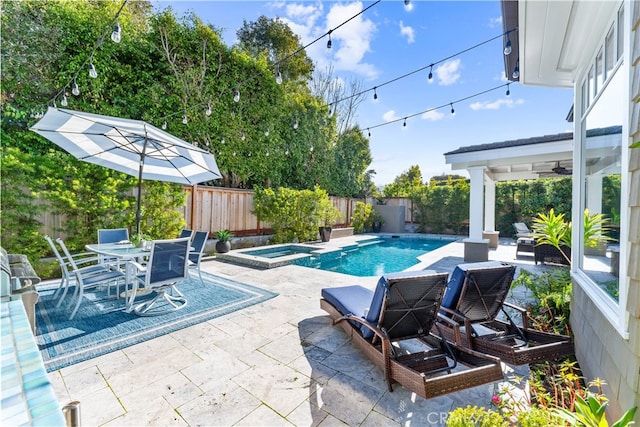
[311,237,451,276]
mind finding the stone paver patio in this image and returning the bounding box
[46,236,550,426]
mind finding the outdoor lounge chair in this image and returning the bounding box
[513,222,533,238]
[320,270,504,399]
[436,261,574,366]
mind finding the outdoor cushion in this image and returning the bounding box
[321,285,373,334]
[517,237,535,245]
[441,261,508,310]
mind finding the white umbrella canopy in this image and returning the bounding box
[30,107,221,234]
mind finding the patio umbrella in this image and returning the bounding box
[30,107,221,234]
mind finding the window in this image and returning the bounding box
[595,49,603,93]
[605,25,615,79]
[616,4,624,60]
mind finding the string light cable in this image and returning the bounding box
[158,0,383,127]
[365,82,515,132]
[46,0,128,109]
[329,27,517,107]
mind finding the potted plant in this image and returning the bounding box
[317,198,342,242]
[130,233,152,250]
[215,229,233,253]
[370,209,384,233]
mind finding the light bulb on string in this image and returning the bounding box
[275,67,283,85]
[182,114,188,124]
[233,89,240,103]
[403,118,407,127]
[266,150,269,156]
[428,65,433,81]
[367,128,371,137]
[111,22,121,43]
[285,148,289,155]
[310,145,314,152]
[264,128,270,137]
[72,80,80,96]
[60,94,68,107]
[89,62,98,78]
[241,130,246,141]
[450,103,455,115]
[373,87,378,100]
[503,35,512,56]
[205,102,212,116]
[512,59,520,79]
[326,31,332,50]
[248,151,252,157]
[162,121,167,130]
[506,84,510,96]
[293,118,299,130]
[221,137,225,144]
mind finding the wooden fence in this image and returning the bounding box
[37,186,415,237]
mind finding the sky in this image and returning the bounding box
[153,0,574,186]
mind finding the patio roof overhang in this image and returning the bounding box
[444,126,622,182]
[502,0,620,88]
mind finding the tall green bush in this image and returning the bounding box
[253,186,336,243]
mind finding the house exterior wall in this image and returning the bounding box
[571,1,640,420]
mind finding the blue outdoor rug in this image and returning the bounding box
[35,271,277,372]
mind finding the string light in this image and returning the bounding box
[233,89,240,103]
[89,62,98,79]
[373,87,378,100]
[403,118,407,127]
[182,114,188,124]
[60,94,68,107]
[450,103,455,115]
[293,118,299,130]
[506,84,510,96]
[326,30,332,50]
[162,121,167,130]
[275,67,283,85]
[46,0,127,107]
[367,128,371,137]
[366,82,512,132]
[241,130,246,141]
[205,102,212,116]
[329,28,517,107]
[265,128,270,137]
[221,137,225,144]
[111,22,121,43]
[503,33,512,56]
[512,58,520,79]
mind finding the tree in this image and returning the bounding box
[236,16,313,83]
[383,165,424,197]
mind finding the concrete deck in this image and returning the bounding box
[46,236,551,426]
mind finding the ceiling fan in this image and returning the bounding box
[551,161,572,176]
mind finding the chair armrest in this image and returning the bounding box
[129,261,146,272]
[502,301,531,330]
[439,306,467,323]
[334,314,389,342]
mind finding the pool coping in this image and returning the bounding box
[215,233,461,270]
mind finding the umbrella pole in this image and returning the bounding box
[136,133,149,236]
[136,159,144,236]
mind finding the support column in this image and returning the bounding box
[464,166,489,261]
[586,174,603,215]
[483,178,499,248]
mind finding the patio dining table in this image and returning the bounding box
[85,243,150,312]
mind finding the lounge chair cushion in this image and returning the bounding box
[441,261,508,310]
[321,285,374,335]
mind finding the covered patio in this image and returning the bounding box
[444,125,622,265]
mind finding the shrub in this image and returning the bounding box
[350,201,375,233]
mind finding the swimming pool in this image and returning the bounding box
[217,235,456,276]
[307,237,451,276]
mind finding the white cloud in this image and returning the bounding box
[469,98,524,110]
[278,1,378,79]
[421,109,445,121]
[399,21,415,44]
[404,2,414,12]
[435,59,461,86]
[383,110,400,122]
[489,16,502,28]
[495,71,509,82]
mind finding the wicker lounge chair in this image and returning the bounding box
[321,270,503,399]
[436,261,574,366]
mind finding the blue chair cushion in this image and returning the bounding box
[441,261,510,310]
[322,275,392,339]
